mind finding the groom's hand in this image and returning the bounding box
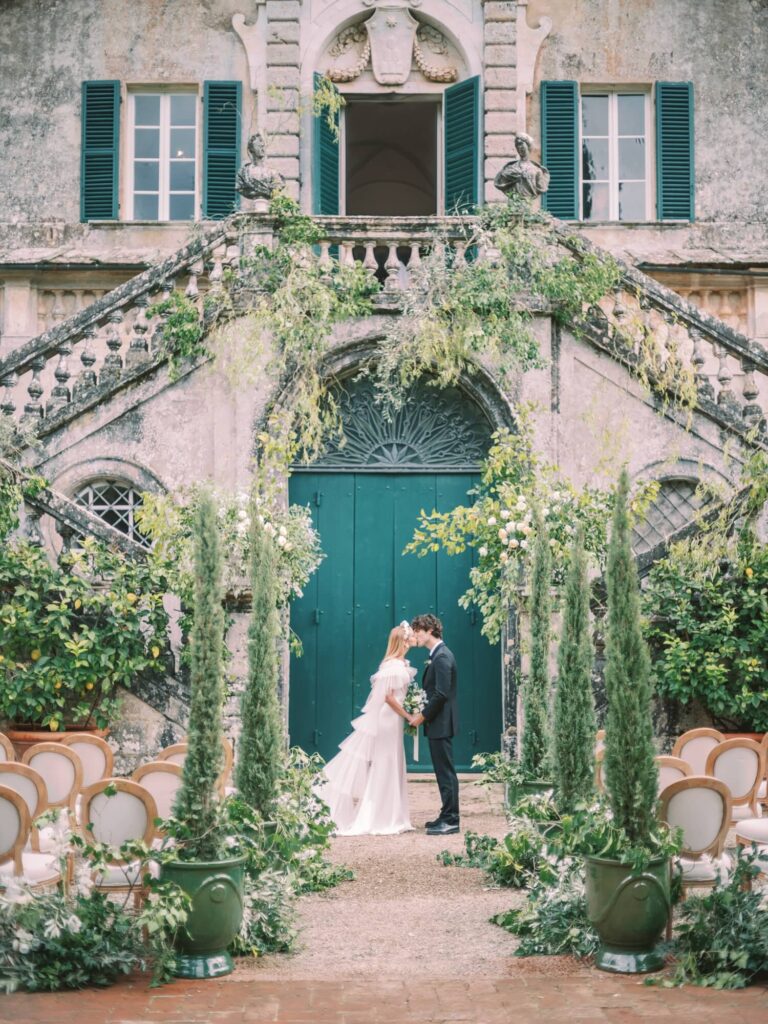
[411,713,425,727]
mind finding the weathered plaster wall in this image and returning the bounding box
[529,0,768,251]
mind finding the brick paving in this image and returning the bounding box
[4,778,767,1022]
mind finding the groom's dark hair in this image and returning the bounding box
[411,614,442,639]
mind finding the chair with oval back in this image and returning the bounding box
[59,733,113,788]
[594,748,605,792]
[0,784,60,891]
[672,727,724,775]
[0,733,16,763]
[656,755,691,795]
[131,761,182,829]
[156,742,187,768]
[705,738,765,822]
[158,735,234,794]
[755,732,768,814]
[80,779,158,908]
[660,776,732,897]
[21,743,83,814]
[0,763,48,848]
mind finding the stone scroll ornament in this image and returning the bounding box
[327,2,458,84]
[493,133,550,200]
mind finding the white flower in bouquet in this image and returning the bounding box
[487,516,497,526]
[498,529,508,542]
[500,509,511,520]
[478,546,488,557]
[509,538,519,549]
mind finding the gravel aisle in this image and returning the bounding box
[237,778,525,980]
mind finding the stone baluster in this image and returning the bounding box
[24,506,44,547]
[361,241,378,280]
[185,261,202,304]
[383,244,405,292]
[1,371,17,417]
[208,249,225,293]
[715,345,741,419]
[403,243,421,288]
[453,241,467,268]
[125,294,150,368]
[72,324,98,402]
[151,279,174,352]
[741,358,764,430]
[100,309,125,384]
[690,328,715,402]
[50,291,65,329]
[22,356,46,422]
[340,242,356,269]
[317,241,333,274]
[46,340,74,416]
[57,522,76,564]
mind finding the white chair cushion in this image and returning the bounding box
[679,737,719,775]
[86,791,149,847]
[712,747,760,801]
[136,771,181,820]
[678,852,731,883]
[67,743,107,788]
[665,786,728,852]
[96,859,159,887]
[732,803,762,821]
[0,853,59,885]
[735,818,768,843]
[26,751,76,805]
[0,773,40,817]
[758,780,767,799]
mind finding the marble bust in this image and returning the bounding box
[235,133,285,206]
[493,133,550,200]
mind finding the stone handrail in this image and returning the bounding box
[0,222,236,429]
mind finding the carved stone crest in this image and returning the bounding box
[365,3,419,85]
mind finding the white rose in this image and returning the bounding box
[509,538,519,549]
[279,524,287,536]
[264,523,276,536]
[516,521,526,532]
[284,542,293,552]
[277,535,287,547]
[498,529,508,542]
[520,540,528,550]
[523,525,532,536]
[478,546,488,557]
[565,524,573,535]
[487,516,497,527]
[549,538,557,546]
[551,491,561,502]
[237,509,248,521]
[542,507,550,517]
[500,552,509,564]
[500,510,511,520]
[516,496,527,509]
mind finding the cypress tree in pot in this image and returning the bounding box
[161,491,246,980]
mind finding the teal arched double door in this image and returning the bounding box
[288,380,502,772]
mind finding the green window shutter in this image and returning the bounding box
[312,73,340,215]
[540,81,578,220]
[80,81,120,222]
[444,76,480,213]
[656,82,694,221]
[203,81,242,220]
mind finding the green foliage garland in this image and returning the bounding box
[603,469,658,846]
[235,518,285,814]
[520,508,552,780]
[173,491,226,861]
[552,530,596,812]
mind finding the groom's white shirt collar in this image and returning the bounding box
[428,640,444,660]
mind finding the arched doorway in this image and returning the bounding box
[288,377,502,771]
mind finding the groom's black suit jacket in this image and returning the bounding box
[421,643,458,740]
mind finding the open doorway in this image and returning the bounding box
[344,98,439,216]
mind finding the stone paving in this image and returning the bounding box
[4,778,767,1023]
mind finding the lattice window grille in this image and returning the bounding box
[74,480,150,548]
[632,478,709,555]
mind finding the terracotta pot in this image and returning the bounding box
[5,725,109,760]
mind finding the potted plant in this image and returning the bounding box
[160,491,245,979]
[0,538,168,756]
[584,470,672,974]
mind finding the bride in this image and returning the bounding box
[319,622,416,836]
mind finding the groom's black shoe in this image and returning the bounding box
[425,817,443,829]
[426,820,459,836]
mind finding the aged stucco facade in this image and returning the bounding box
[1,0,767,767]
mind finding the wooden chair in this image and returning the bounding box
[156,742,188,767]
[0,733,16,762]
[131,761,182,828]
[656,755,691,795]
[672,727,724,776]
[595,729,606,757]
[660,776,732,897]
[158,734,234,794]
[80,779,158,907]
[595,748,605,792]
[59,733,113,788]
[705,738,765,822]
[755,732,768,814]
[21,743,83,815]
[0,785,61,891]
[0,762,49,852]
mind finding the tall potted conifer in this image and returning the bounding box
[584,470,670,974]
[552,528,595,812]
[519,509,552,791]
[161,491,246,979]
[235,515,284,815]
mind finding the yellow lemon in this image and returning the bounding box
[85,681,94,691]
[55,681,62,690]
[151,646,160,659]
[745,567,754,578]
[30,649,41,661]
[49,720,59,732]
[126,593,138,604]
[0,654,4,663]
[74,599,82,609]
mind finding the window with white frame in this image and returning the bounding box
[128,92,198,221]
[74,479,150,547]
[581,92,650,222]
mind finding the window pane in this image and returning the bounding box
[134,161,159,191]
[618,180,646,221]
[135,128,159,158]
[170,128,196,159]
[583,182,609,220]
[618,94,645,135]
[619,136,645,180]
[171,94,196,126]
[582,95,609,136]
[169,161,195,191]
[134,194,158,219]
[169,193,195,220]
[582,137,609,180]
[134,94,160,126]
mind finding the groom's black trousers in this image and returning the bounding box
[428,737,460,825]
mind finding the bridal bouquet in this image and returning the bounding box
[403,683,428,761]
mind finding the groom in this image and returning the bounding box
[410,614,459,836]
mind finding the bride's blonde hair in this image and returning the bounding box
[382,625,408,663]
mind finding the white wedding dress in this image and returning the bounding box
[319,658,415,836]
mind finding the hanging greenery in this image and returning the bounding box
[520,508,552,780]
